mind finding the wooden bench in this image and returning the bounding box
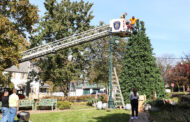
[19,99,35,110]
[36,99,57,111]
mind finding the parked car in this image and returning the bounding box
[91,90,106,95]
[17,89,25,99]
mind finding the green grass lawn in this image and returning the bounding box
[71,104,94,110]
[0,104,130,122]
[30,109,130,122]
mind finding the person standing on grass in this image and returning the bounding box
[130,88,139,120]
[8,89,19,122]
[1,90,9,122]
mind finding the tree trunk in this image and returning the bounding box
[63,91,68,97]
[61,81,70,97]
[26,81,31,97]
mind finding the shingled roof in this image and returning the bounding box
[5,61,31,73]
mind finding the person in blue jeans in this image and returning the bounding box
[8,89,19,122]
[1,90,9,122]
[8,108,17,122]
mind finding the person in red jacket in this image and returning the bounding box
[126,20,134,32]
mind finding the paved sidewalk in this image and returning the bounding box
[129,112,150,122]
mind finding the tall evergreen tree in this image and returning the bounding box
[33,0,93,96]
[120,20,166,103]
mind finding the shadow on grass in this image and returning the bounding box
[94,113,130,122]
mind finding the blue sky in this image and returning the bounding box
[30,0,190,58]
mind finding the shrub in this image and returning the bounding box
[42,94,108,102]
[171,97,179,103]
[72,102,87,105]
[57,101,71,110]
[180,96,190,103]
[169,92,189,97]
[98,94,108,103]
[76,95,88,102]
[64,96,76,102]
[98,95,103,101]
[147,99,165,108]
[87,97,96,106]
[176,101,190,108]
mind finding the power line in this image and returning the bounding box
[156,57,189,60]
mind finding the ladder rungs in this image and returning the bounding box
[112,67,125,108]
[116,102,122,104]
[113,88,120,90]
[114,97,121,99]
[115,97,121,98]
[115,103,122,105]
[115,101,122,103]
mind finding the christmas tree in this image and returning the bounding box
[120,20,166,103]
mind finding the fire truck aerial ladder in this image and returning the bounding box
[19,18,132,108]
[20,18,132,62]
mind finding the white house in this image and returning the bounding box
[4,61,49,98]
[4,61,30,90]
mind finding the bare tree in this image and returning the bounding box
[183,53,190,64]
[156,54,175,87]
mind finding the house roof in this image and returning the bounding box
[5,61,31,73]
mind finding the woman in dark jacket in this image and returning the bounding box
[1,90,9,122]
[130,88,139,120]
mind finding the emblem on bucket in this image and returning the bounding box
[113,21,120,30]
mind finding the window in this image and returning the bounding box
[83,89,90,95]
[70,83,76,91]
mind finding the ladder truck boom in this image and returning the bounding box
[20,19,131,62]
